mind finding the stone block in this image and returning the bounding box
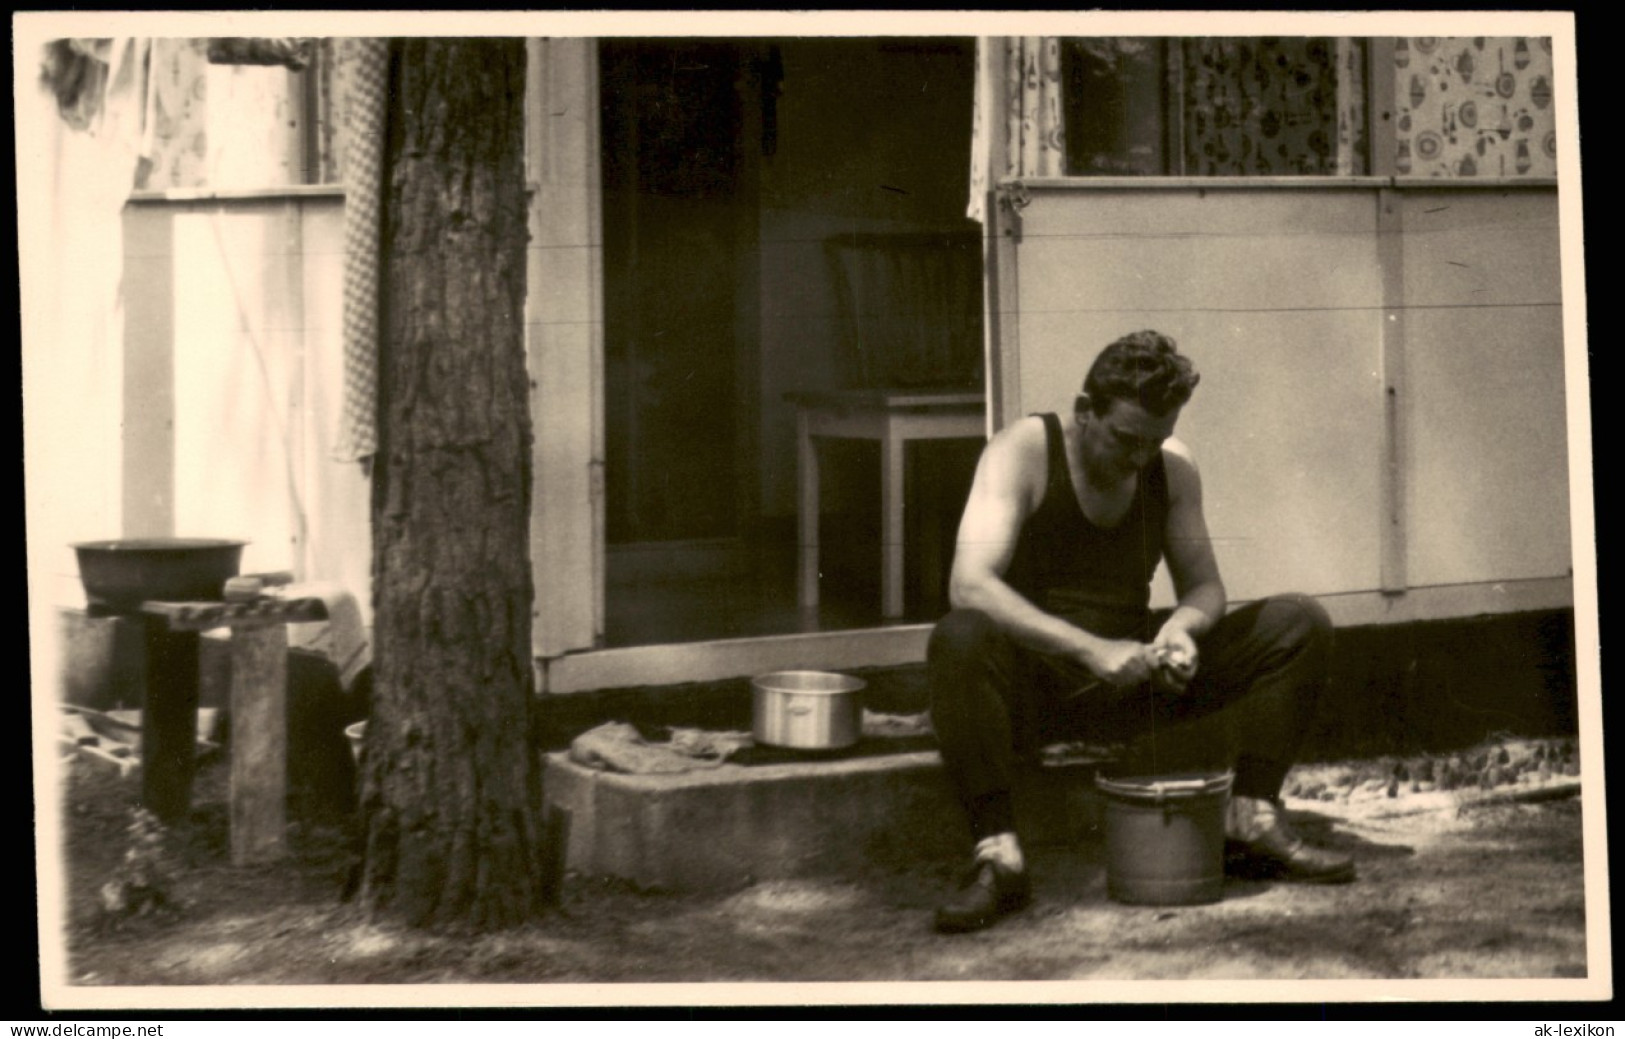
[543,749,1106,892]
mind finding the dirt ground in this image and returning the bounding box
[45,746,1591,998]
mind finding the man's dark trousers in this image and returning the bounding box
[927,594,1333,840]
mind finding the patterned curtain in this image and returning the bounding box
[968,35,1375,194]
[135,38,310,190]
[311,38,343,183]
[965,38,992,221]
[1392,36,1556,179]
[1335,38,1369,176]
[1182,38,1350,176]
[143,39,211,189]
[966,36,1067,222]
[202,61,306,188]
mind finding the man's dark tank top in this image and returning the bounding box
[1004,412,1170,640]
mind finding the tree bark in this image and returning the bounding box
[358,38,541,930]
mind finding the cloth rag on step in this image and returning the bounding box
[861,708,933,739]
[570,722,754,774]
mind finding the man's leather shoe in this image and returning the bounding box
[1227,820,1356,884]
[934,859,1032,933]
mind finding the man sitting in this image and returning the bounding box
[928,330,1354,934]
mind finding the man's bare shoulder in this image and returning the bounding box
[1162,434,1198,466]
[987,413,1050,457]
[976,414,1051,502]
[1161,436,1204,497]
[985,414,1054,474]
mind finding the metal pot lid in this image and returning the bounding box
[751,670,866,695]
[1095,770,1235,801]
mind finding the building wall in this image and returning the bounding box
[119,191,372,615]
[1396,187,1569,587]
[70,42,1575,705]
[22,78,131,609]
[1008,182,1569,619]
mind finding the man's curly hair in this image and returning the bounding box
[1081,330,1200,417]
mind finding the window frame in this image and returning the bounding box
[1059,35,1372,179]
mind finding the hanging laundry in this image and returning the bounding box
[40,38,109,130]
[39,36,160,192]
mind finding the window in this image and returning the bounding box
[138,37,334,192]
[1058,36,1560,180]
[1062,37,1368,177]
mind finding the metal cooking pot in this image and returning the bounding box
[751,670,865,750]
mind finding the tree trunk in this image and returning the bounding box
[358,38,541,930]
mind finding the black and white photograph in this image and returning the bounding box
[19,10,1603,1011]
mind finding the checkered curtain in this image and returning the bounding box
[333,37,389,463]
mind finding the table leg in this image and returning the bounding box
[229,624,288,865]
[797,408,820,611]
[141,617,199,824]
[919,445,944,613]
[881,425,906,619]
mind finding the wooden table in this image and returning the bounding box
[787,389,985,619]
[139,594,328,865]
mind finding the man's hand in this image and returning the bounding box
[1151,624,1200,692]
[1085,639,1160,690]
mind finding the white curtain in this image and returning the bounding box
[967,37,1068,222]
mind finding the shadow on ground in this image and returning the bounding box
[54,755,1589,989]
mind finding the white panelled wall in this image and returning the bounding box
[119,189,372,621]
[1002,180,1571,626]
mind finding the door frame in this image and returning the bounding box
[526,37,604,660]
[524,36,987,692]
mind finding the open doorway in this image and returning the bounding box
[598,38,984,648]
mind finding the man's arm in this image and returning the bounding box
[1151,439,1227,684]
[949,417,1159,689]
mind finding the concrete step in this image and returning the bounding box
[543,747,1109,893]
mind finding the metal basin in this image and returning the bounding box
[72,538,247,611]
